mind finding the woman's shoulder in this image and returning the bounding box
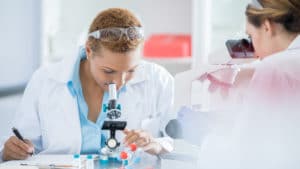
[36,56,76,83]
[28,59,72,87]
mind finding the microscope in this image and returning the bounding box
[99,83,147,168]
[101,83,127,151]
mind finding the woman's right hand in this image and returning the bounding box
[2,136,34,161]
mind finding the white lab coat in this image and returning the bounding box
[197,35,300,169]
[247,36,300,106]
[0,54,174,159]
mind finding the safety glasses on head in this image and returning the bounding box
[88,27,144,42]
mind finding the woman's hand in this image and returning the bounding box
[123,129,153,147]
[123,129,163,155]
[2,136,34,161]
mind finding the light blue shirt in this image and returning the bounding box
[66,48,121,154]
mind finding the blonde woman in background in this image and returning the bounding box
[196,0,300,168]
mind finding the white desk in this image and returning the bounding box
[0,140,200,169]
[161,139,200,169]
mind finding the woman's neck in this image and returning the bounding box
[277,33,298,51]
[261,33,298,60]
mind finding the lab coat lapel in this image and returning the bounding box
[39,85,81,154]
[41,52,82,154]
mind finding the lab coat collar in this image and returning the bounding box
[47,48,150,86]
[288,35,300,50]
[47,49,79,84]
[262,35,300,62]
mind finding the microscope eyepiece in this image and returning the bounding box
[108,83,117,101]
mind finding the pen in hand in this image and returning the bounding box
[12,127,34,156]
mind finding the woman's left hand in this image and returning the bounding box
[123,129,153,147]
[123,129,163,155]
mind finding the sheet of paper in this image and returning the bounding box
[0,167,38,169]
[0,155,75,168]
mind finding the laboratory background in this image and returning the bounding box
[0,0,248,135]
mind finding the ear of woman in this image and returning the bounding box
[85,43,93,60]
[262,19,277,37]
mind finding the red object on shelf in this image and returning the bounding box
[143,34,191,58]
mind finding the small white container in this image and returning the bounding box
[73,154,81,169]
[86,155,94,169]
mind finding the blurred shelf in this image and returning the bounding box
[144,57,192,65]
[143,57,192,76]
[0,83,26,97]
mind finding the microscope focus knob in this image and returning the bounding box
[107,138,118,149]
[117,104,121,110]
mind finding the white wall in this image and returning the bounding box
[0,0,41,91]
[209,0,250,63]
[210,0,249,47]
[192,0,250,67]
[43,0,192,63]
[0,94,22,138]
[0,0,41,139]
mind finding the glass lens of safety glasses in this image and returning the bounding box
[101,28,123,41]
[126,27,144,40]
[89,27,144,42]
